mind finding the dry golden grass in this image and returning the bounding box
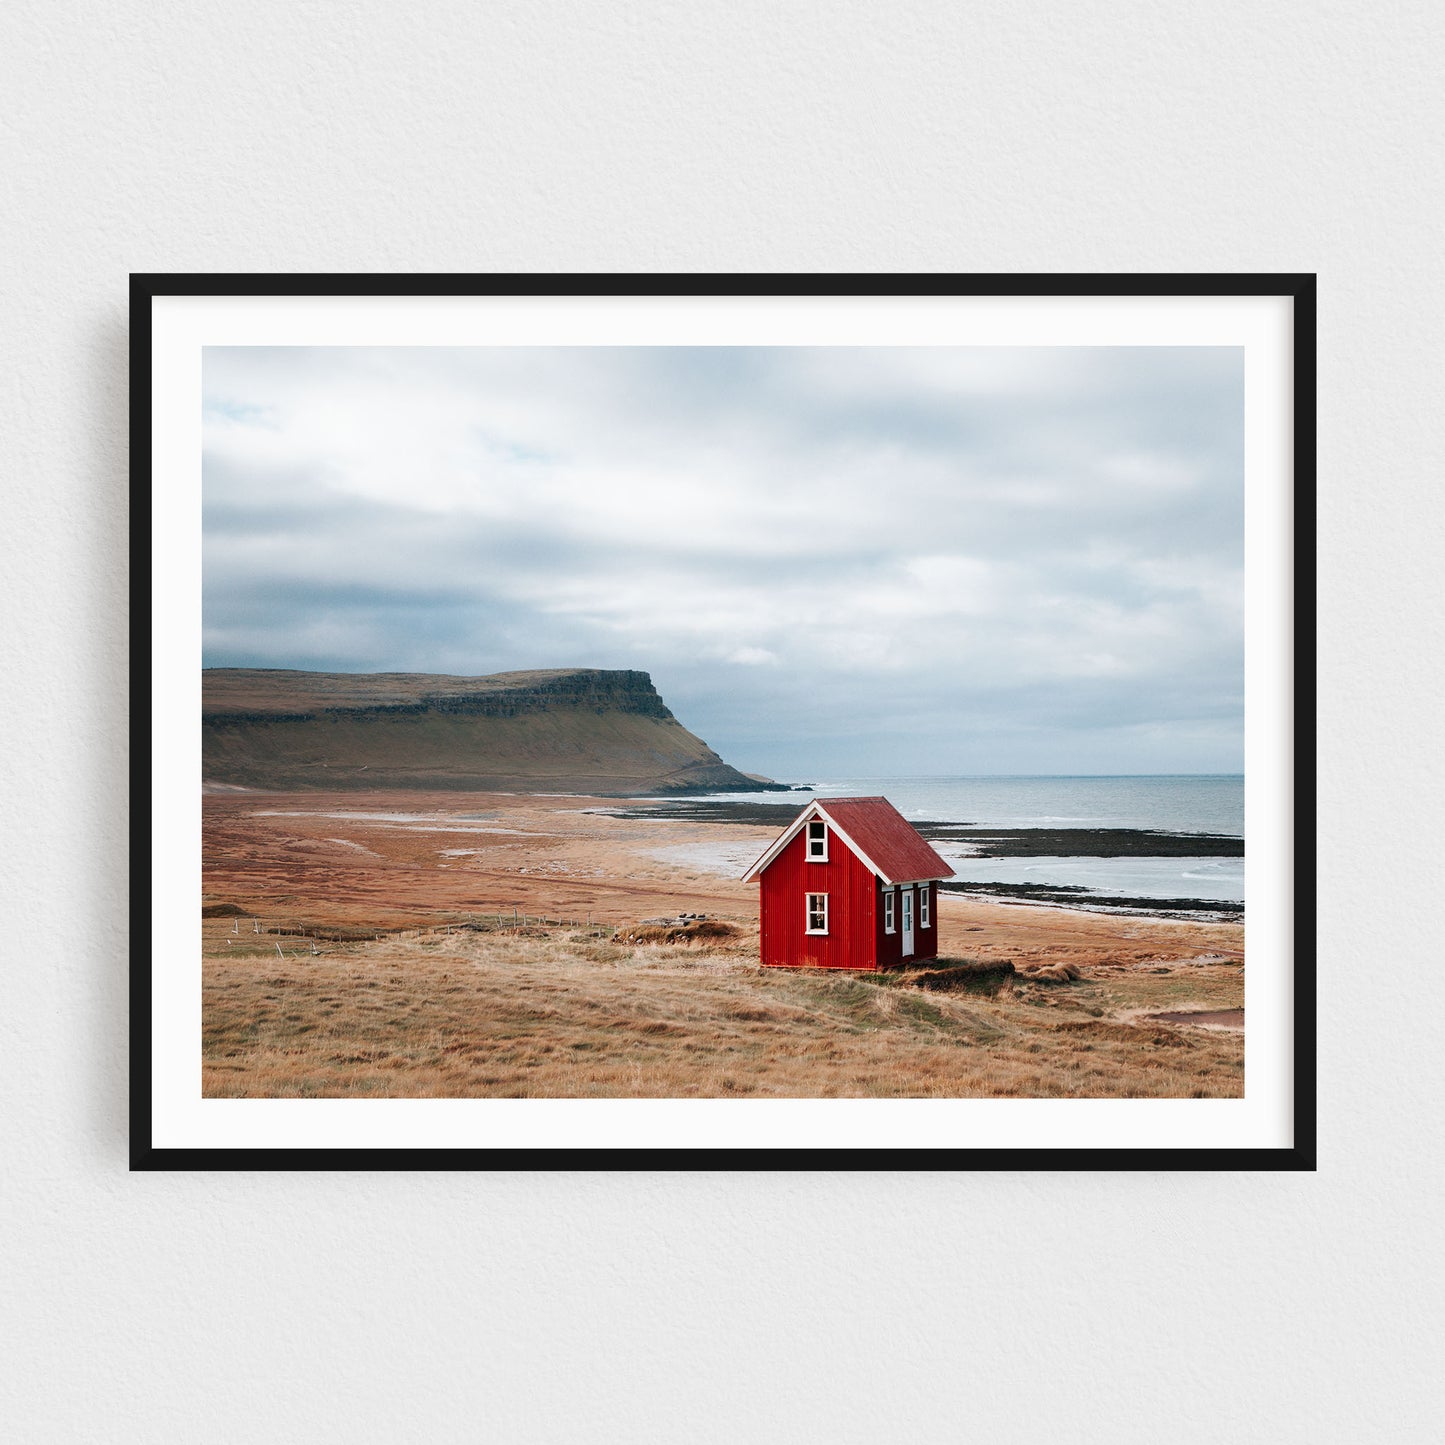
[202,917,1243,1099]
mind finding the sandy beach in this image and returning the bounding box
[202,789,1245,1098]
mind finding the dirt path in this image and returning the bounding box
[1145,1009,1245,1030]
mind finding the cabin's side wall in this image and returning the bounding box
[872,882,941,967]
[874,880,904,968]
[759,827,878,968]
[914,881,939,962]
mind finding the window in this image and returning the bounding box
[806,893,829,934]
[883,888,896,933]
[806,820,828,861]
[919,885,931,928]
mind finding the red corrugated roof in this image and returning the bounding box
[818,797,955,884]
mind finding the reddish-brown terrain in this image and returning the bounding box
[201,789,1245,1099]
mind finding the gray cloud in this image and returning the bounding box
[202,345,1243,776]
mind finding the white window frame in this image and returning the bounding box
[919,884,931,929]
[805,892,829,935]
[805,819,828,861]
[883,887,896,933]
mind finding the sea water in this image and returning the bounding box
[666,775,1245,904]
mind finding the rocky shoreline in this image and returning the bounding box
[604,798,1244,919]
[602,799,1243,857]
[937,880,1243,921]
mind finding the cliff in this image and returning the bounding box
[201,667,778,794]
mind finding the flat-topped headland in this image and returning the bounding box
[202,667,782,795]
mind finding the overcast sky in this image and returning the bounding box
[202,345,1243,778]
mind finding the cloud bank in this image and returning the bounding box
[202,345,1243,777]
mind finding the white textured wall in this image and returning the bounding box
[2,1,1434,1439]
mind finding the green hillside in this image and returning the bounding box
[201,667,776,794]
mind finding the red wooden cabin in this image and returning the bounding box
[741,796,955,970]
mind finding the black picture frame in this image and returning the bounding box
[131,272,1316,1171]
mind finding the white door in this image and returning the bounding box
[901,887,914,958]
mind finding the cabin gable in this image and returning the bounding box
[759,822,878,969]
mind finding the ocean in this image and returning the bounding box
[667,775,1245,905]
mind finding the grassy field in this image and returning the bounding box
[202,915,1244,1099]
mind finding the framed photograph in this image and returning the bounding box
[133,273,1315,1169]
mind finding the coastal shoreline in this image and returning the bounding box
[597,798,1245,919]
[596,798,1243,854]
[203,786,1245,941]
[936,881,1242,923]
